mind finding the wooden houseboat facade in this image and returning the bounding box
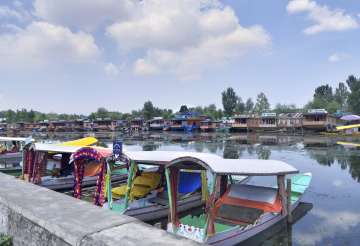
[302,109,336,131]
[231,115,251,132]
[277,113,303,130]
[92,118,117,132]
[200,119,219,132]
[130,118,144,131]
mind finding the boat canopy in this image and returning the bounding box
[336,124,360,130]
[123,151,298,176]
[58,137,98,147]
[33,143,84,154]
[0,137,33,142]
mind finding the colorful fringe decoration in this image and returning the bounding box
[73,147,107,206]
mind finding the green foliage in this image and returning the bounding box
[222,87,238,117]
[235,97,245,114]
[346,75,360,114]
[334,82,349,110]
[307,82,345,113]
[254,92,270,114]
[274,103,297,114]
[0,234,12,246]
[314,84,333,102]
[245,98,254,113]
[179,105,189,113]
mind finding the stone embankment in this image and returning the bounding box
[0,173,198,246]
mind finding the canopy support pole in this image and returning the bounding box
[123,160,136,213]
[287,178,292,223]
[277,175,287,216]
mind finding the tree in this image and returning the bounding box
[235,97,245,114]
[245,98,254,113]
[222,87,238,117]
[327,101,341,114]
[346,75,360,113]
[142,101,155,120]
[314,84,333,102]
[254,92,270,114]
[179,105,189,114]
[334,82,349,111]
[274,103,296,114]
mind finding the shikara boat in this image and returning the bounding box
[164,158,312,245]
[22,137,126,191]
[0,136,33,175]
[76,150,247,224]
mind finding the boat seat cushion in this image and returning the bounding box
[228,184,278,204]
[112,172,161,199]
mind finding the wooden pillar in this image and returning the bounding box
[287,178,292,223]
[277,175,287,216]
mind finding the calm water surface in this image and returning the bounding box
[33,132,360,246]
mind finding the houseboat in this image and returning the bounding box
[38,121,49,132]
[71,119,86,132]
[0,122,7,132]
[231,115,251,132]
[200,119,219,132]
[92,118,117,132]
[49,120,70,132]
[130,118,144,131]
[277,113,303,131]
[170,113,202,132]
[24,122,39,132]
[149,117,166,131]
[258,113,278,131]
[302,109,336,131]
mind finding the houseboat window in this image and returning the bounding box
[262,118,275,125]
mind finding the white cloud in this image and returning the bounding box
[295,209,360,245]
[328,53,350,63]
[104,63,119,77]
[287,0,358,35]
[0,21,100,67]
[0,5,23,20]
[33,0,135,31]
[106,0,270,78]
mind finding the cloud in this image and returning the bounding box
[328,53,350,63]
[287,0,358,35]
[0,21,100,67]
[104,63,120,77]
[33,0,135,31]
[0,5,23,21]
[106,0,270,79]
[295,209,360,245]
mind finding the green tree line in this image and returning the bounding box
[1,75,359,123]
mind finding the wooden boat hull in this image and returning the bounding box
[207,199,303,245]
[124,193,203,223]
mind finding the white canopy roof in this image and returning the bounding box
[33,143,82,154]
[122,150,298,176]
[0,137,33,142]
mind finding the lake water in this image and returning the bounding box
[34,131,360,245]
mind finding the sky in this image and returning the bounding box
[0,0,359,114]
